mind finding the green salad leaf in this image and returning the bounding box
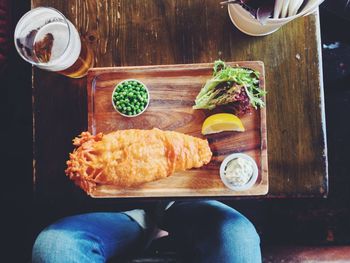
[193,60,266,112]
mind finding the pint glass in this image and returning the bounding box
[15,7,94,78]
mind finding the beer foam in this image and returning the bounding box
[34,20,81,71]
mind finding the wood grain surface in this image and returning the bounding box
[87,62,268,197]
[32,0,327,199]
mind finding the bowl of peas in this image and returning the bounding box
[112,79,150,117]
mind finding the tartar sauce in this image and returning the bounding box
[224,157,254,186]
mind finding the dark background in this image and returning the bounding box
[1,0,350,262]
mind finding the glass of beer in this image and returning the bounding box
[14,7,94,78]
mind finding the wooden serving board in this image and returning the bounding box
[87,62,268,198]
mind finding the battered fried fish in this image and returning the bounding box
[65,128,212,194]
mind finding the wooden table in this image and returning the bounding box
[32,0,327,200]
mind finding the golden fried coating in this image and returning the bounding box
[65,128,212,194]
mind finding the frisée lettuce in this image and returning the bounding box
[193,60,266,114]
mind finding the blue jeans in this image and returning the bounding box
[32,200,261,263]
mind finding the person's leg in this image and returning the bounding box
[32,212,144,263]
[162,200,261,263]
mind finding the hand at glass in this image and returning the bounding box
[14,7,94,78]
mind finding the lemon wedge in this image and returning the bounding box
[201,113,245,135]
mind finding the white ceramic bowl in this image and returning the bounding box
[111,79,150,118]
[219,153,258,191]
[228,4,297,36]
[228,0,324,36]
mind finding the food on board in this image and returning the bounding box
[193,60,265,115]
[201,113,245,135]
[112,79,149,117]
[65,128,212,194]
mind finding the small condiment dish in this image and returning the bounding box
[219,153,258,191]
[111,79,150,118]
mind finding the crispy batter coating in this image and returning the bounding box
[65,128,212,194]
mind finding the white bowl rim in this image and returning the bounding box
[228,2,312,23]
[219,153,259,191]
[228,6,280,36]
[111,79,150,118]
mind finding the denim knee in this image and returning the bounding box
[32,227,105,263]
[199,201,260,246]
[219,213,260,246]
